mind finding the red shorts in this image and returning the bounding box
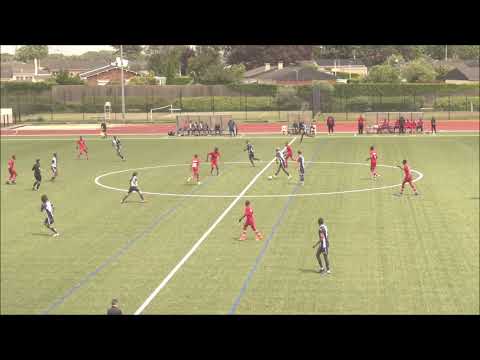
[286,153,293,160]
[370,163,377,171]
[403,177,413,184]
[192,167,199,175]
[243,220,256,231]
[79,147,87,154]
[211,161,218,167]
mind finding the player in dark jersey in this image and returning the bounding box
[101,121,107,138]
[32,159,42,191]
[121,172,145,203]
[297,150,305,185]
[41,194,59,237]
[299,121,306,143]
[112,136,126,161]
[244,140,260,167]
[312,218,330,274]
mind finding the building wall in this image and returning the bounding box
[85,69,138,86]
[317,65,368,76]
[445,80,479,84]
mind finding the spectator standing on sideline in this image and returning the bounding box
[326,115,335,134]
[228,119,235,137]
[399,116,405,134]
[431,116,437,134]
[357,114,365,135]
[107,299,122,315]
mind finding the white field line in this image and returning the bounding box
[1,133,478,141]
[133,137,297,315]
[95,162,423,199]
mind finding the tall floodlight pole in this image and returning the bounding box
[120,45,126,122]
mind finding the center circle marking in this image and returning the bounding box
[94,161,423,198]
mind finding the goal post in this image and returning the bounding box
[149,104,182,121]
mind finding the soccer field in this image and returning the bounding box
[1,133,479,314]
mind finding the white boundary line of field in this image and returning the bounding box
[133,137,297,315]
[1,133,478,141]
[95,161,423,199]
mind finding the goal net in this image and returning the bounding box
[149,104,181,121]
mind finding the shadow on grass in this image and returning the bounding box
[298,268,320,274]
[31,232,51,237]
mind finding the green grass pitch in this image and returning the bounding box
[1,133,479,314]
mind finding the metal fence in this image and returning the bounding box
[1,84,478,125]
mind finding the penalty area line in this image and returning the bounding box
[133,136,298,315]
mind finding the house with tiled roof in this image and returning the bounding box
[440,59,479,84]
[0,59,52,82]
[243,61,335,85]
[79,58,140,86]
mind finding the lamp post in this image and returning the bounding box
[120,45,125,122]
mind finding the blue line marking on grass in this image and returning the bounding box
[41,161,239,315]
[229,142,323,314]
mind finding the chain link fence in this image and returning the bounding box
[1,84,478,126]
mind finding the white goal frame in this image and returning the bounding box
[149,104,182,121]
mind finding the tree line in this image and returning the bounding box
[3,45,479,85]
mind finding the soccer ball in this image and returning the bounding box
[268,176,273,180]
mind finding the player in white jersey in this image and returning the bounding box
[297,150,305,185]
[273,147,291,179]
[121,172,145,203]
[41,194,59,237]
[312,218,330,274]
[112,136,126,161]
[50,153,58,181]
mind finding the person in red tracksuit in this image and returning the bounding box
[284,142,294,168]
[365,146,380,180]
[6,155,17,185]
[238,200,263,241]
[397,160,418,196]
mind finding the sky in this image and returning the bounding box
[1,45,115,55]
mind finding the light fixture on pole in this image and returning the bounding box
[120,45,126,122]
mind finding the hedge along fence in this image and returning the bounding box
[333,83,480,97]
[433,96,480,111]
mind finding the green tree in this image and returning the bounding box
[15,45,48,62]
[128,71,159,85]
[364,64,400,82]
[147,46,183,81]
[401,58,437,82]
[53,70,84,85]
[111,45,143,60]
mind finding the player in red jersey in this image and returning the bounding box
[187,154,201,185]
[397,159,418,195]
[284,142,294,168]
[76,136,89,160]
[365,145,380,179]
[6,155,17,185]
[238,200,264,241]
[206,147,221,176]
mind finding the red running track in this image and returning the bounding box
[1,121,478,136]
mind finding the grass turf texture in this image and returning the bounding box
[1,134,479,314]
